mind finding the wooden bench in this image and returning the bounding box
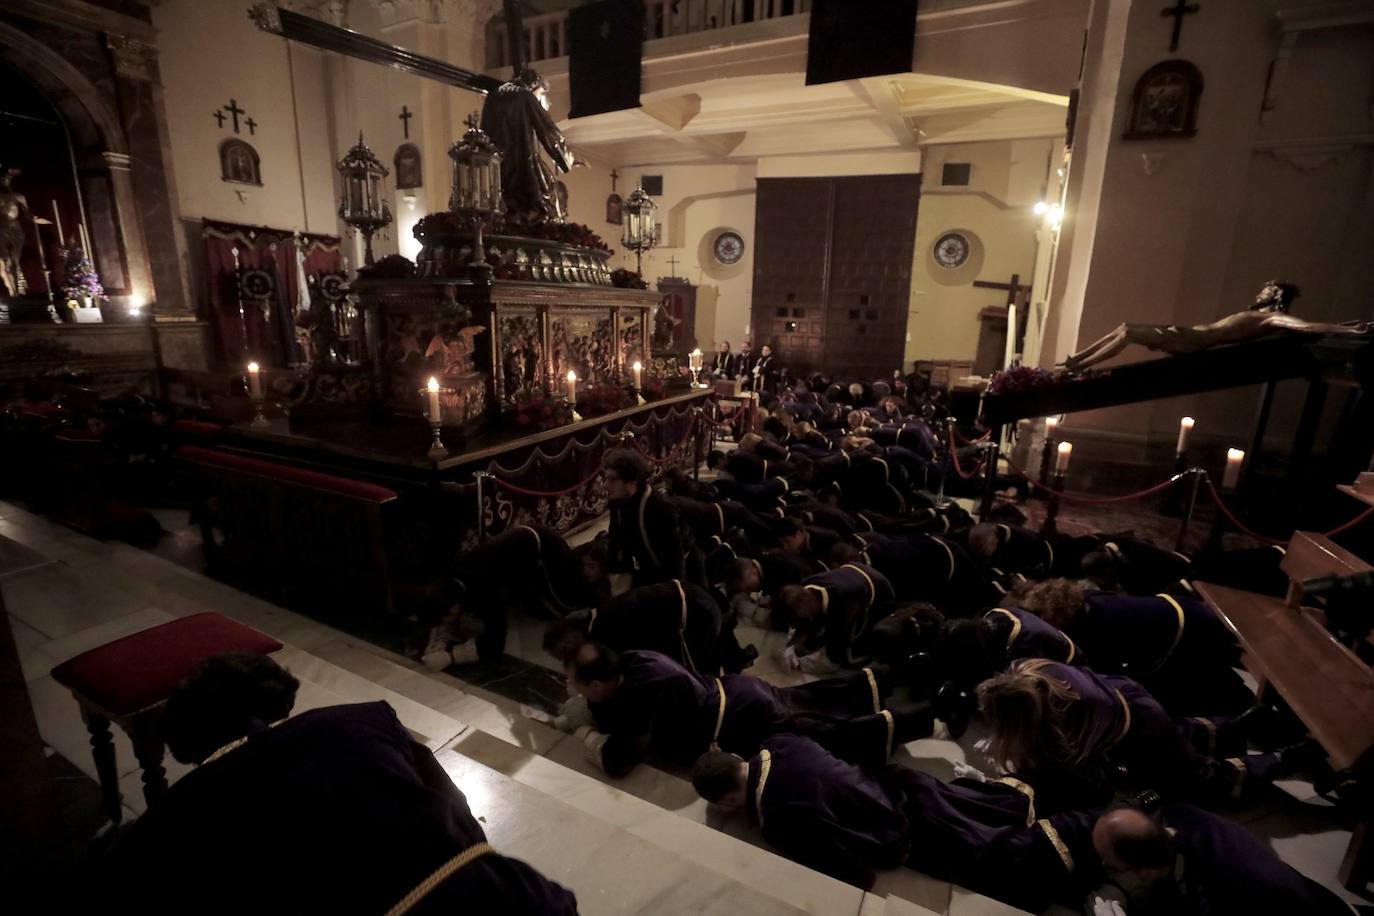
[176,446,402,618]
[1193,530,1374,891]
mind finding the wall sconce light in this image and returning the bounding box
[1033,201,1064,230]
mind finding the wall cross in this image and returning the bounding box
[223,98,246,133]
[1161,0,1200,53]
[399,105,413,139]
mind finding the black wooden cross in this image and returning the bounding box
[667,256,680,276]
[398,105,412,139]
[223,98,246,133]
[246,117,257,136]
[610,169,619,190]
[972,272,1031,309]
[214,110,226,128]
[1161,0,1199,53]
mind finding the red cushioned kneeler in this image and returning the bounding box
[51,613,281,823]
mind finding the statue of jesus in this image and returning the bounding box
[481,69,572,225]
[0,168,32,298]
[1062,281,1372,372]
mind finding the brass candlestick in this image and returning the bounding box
[420,379,453,460]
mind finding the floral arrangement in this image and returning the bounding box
[577,381,635,418]
[506,389,573,432]
[503,220,613,254]
[640,376,665,401]
[988,365,1061,396]
[61,245,104,304]
[610,268,647,290]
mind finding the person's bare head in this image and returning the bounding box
[976,659,1082,772]
[724,557,762,595]
[692,750,750,808]
[1011,578,1086,630]
[967,523,1002,559]
[566,642,621,703]
[777,584,823,624]
[1092,806,1175,899]
[737,432,765,455]
[718,340,731,353]
[603,448,652,501]
[740,340,753,354]
[776,518,807,554]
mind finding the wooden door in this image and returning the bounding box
[751,174,919,379]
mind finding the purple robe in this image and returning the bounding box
[797,562,896,664]
[103,702,577,914]
[986,523,1057,578]
[608,487,688,586]
[589,580,724,675]
[987,606,1081,666]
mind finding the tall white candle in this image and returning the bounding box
[1176,416,1195,455]
[1045,416,1059,439]
[427,376,441,423]
[79,222,91,256]
[632,361,642,390]
[246,362,262,399]
[1222,448,1244,490]
[52,201,65,248]
[566,370,577,406]
[1055,441,1073,476]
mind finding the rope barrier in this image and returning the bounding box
[1003,454,1183,504]
[947,428,986,480]
[1324,503,1374,537]
[489,465,603,499]
[633,415,699,465]
[1203,478,1287,546]
[953,428,991,446]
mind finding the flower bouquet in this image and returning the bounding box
[610,268,648,290]
[987,365,1062,396]
[577,381,635,418]
[506,389,574,433]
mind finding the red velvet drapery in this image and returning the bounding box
[201,220,342,368]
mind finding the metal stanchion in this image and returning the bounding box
[1175,468,1204,553]
[473,470,491,541]
[693,407,703,481]
[979,441,1000,522]
[1042,474,1065,537]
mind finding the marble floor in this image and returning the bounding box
[3,497,1364,915]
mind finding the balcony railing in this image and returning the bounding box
[486,0,812,70]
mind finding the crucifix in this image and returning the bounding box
[1160,0,1199,53]
[223,98,246,133]
[610,169,619,190]
[398,105,412,139]
[213,110,226,128]
[246,116,258,136]
[666,255,680,277]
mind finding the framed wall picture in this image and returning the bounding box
[1123,60,1203,140]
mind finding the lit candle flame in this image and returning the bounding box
[428,377,439,392]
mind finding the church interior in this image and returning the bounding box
[2,0,1374,912]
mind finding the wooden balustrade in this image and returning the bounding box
[486,0,810,69]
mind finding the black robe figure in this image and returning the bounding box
[586,579,728,675]
[103,702,577,914]
[608,485,689,586]
[481,69,571,223]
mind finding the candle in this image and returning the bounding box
[1176,416,1195,454]
[566,370,577,406]
[51,201,65,248]
[1055,441,1073,476]
[246,362,262,399]
[427,376,441,423]
[1045,416,1059,438]
[79,222,91,256]
[1222,448,1244,490]
[632,361,642,390]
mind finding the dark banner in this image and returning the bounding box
[806,0,918,86]
[568,0,643,119]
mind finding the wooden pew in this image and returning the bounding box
[1193,531,1374,891]
[176,446,401,618]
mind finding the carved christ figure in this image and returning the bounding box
[480,69,572,224]
[0,169,32,297]
[1062,281,1372,372]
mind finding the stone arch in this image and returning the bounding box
[0,20,127,155]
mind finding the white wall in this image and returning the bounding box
[1046,0,1374,455]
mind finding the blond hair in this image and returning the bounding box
[977,658,1087,773]
[1011,578,1086,631]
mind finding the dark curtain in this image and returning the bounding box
[201,220,341,368]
